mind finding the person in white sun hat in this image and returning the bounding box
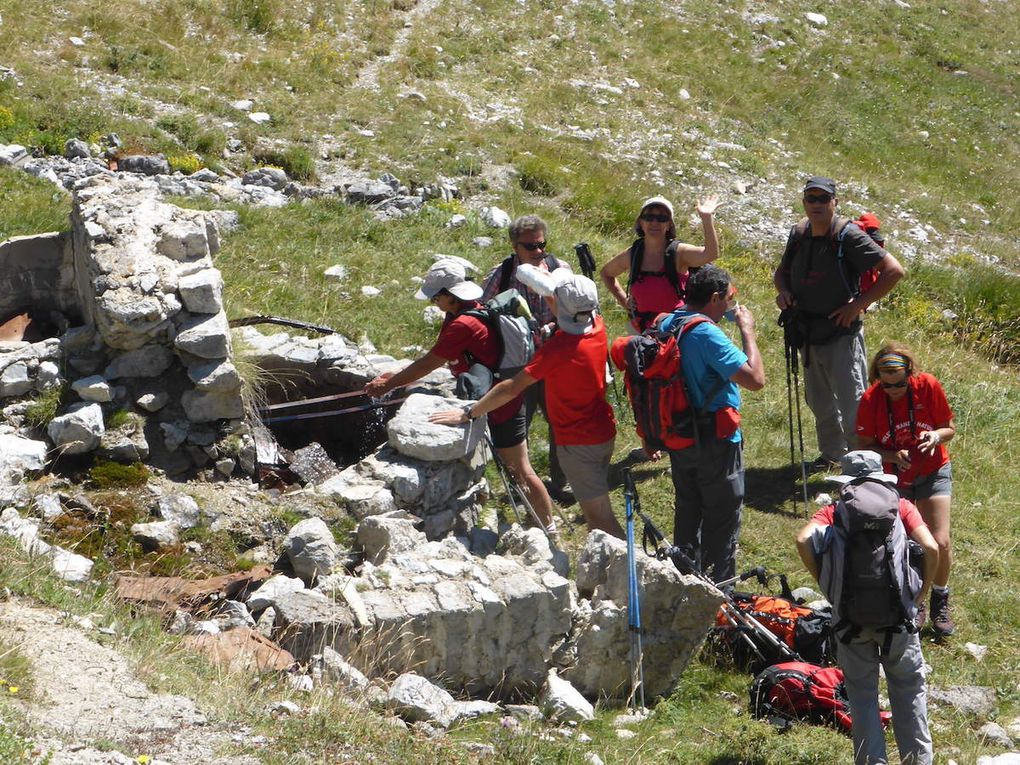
[366,258,555,530]
[431,270,624,538]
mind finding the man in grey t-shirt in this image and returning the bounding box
[773,176,904,466]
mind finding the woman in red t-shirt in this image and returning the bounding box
[365,259,554,529]
[855,343,956,637]
[600,195,721,332]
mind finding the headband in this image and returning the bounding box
[877,353,909,369]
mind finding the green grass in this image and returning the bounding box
[0,168,69,242]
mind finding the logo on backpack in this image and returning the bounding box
[463,289,537,380]
[815,476,921,641]
[609,315,716,452]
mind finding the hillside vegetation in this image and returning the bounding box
[1,0,1019,763]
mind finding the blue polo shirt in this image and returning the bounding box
[658,309,747,443]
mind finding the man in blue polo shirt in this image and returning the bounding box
[658,265,765,582]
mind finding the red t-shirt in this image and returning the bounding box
[430,304,521,424]
[856,372,952,487]
[524,316,616,445]
[812,496,926,536]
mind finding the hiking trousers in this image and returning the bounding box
[838,629,932,765]
[803,327,868,462]
[668,436,744,583]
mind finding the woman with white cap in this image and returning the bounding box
[430,271,625,539]
[600,194,721,332]
[365,258,555,530]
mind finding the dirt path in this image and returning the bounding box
[0,598,260,765]
[354,0,445,91]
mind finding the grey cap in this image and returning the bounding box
[825,450,898,486]
[803,176,837,195]
[555,274,599,335]
[415,258,484,301]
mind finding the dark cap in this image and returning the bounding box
[803,176,837,195]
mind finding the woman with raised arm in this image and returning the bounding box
[600,194,721,332]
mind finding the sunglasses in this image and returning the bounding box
[803,194,833,204]
[881,380,908,389]
[640,213,671,223]
[518,241,547,251]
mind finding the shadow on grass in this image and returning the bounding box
[746,463,832,518]
[608,448,672,491]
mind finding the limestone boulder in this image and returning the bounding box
[156,494,201,529]
[271,589,357,660]
[103,345,174,379]
[386,394,485,462]
[174,312,231,359]
[178,268,224,314]
[247,574,307,613]
[181,389,244,422]
[47,402,105,455]
[357,514,424,565]
[540,670,594,722]
[564,532,724,700]
[131,520,181,550]
[0,434,47,478]
[283,517,340,582]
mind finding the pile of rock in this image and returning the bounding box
[0,140,459,219]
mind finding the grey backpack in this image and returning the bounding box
[463,289,537,380]
[816,479,921,642]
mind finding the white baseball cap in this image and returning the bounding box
[555,274,599,335]
[414,259,484,301]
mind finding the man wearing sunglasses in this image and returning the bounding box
[773,176,904,469]
[481,215,573,503]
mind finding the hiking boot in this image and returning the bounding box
[806,455,840,472]
[913,601,927,632]
[930,589,955,638]
[547,482,576,506]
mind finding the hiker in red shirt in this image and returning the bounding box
[431,272,624,538]
[365,259,555,530]
[856,343,957,637]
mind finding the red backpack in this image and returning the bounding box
[750,661,890,734]
[609,316,714,452]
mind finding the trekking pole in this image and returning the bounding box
[637,511,800,664]
[622,467,646,711]
[484,434,554,538]
[779,310,810,515]
[790,346,810,515]
[784,341,796,466]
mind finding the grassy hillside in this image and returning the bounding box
[2,1,1019,762]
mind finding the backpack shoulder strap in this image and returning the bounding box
[544,253,558,272]
[626,239,643,291]
[664,239,682,296]
[498,255,515,292]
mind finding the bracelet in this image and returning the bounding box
[463,404,477,421]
